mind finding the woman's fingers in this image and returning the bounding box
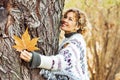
[20,50,32,62]
[20,52,28,62]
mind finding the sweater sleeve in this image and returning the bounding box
[39,42,78,70]
[29,43,79,71]
[29,51,66,70]
[29,52,41,68]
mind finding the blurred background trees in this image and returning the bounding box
[63,0,120,80]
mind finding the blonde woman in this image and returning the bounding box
[20,9,90,80]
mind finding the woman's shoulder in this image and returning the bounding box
[70,33,85,42]
[68,33,86,47]
[59,33,86,50]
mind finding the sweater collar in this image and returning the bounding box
[64,32,77,38]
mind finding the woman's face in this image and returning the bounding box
[61,12,79,34]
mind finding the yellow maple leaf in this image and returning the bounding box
[13,28,39,51]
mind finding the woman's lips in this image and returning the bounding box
[61,22,68,27]
[62,24,66,27]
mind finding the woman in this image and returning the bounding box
[20,9,90,80]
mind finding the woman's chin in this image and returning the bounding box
[61,27,66,31]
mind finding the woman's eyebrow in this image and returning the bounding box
[69,17,76,21]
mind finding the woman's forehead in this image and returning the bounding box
[66,12,76,18]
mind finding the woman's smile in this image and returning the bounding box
[61,21,69,27]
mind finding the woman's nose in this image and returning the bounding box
[61,20,67,24]
[63,18,68,23]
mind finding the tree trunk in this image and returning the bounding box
[0,0,65,80]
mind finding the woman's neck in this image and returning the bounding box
[64,32,77,38]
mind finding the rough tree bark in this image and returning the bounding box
[0,0,65,80]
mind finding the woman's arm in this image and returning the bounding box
[20,43,80,70]
[20,50,65,70]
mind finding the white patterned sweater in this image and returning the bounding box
[31,33,89,80]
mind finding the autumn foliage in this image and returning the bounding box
[13,28,39,51]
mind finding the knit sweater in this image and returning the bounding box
[30,33,89,80]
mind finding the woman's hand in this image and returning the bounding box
[20,50,32,62]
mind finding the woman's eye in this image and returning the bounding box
[63,16,67,18]
[69,18,73,21]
